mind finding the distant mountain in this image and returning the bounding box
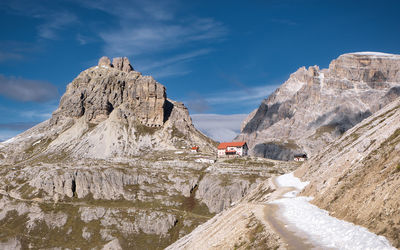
[0,56,216,164]
[237,52,400,160]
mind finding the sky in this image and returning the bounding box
[0,0,400,141]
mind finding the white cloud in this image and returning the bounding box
[76,0,226,79]
[0,75,59,102]
[99,18,225,57]
[205,84,279,106]
[0,130,20,142]
[0,2,77,40]
[185,84,279,114]
[19,110,52,120]
[191,114,248,142]
[139,49,212,71]
[37,12,78,39]
[137,49,212,79]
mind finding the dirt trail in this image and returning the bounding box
[255,178,315,250]
[166,175,318,250]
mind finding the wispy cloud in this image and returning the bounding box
[37,12,78,39]
[0,74,59,102]
[19,110,53,120]
[0,51,23,62]
[138,49,212,78]
[184,84,279,114]
[0,41,39,62]
[99,18,226,57]
[271,18,298,26]
[206,85,278,105]
[76,0,176,22]
[140,49,212,71]
[75,0,227,77]
[0,1,77,40]
[191,114,248,142]
[0,122,38,130]
[0,130,20,142]
[186,92,211,113]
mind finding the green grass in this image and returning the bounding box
[395,164,400,173]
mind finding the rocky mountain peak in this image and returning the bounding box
[98,56,133,72]
[0,57,216,162]
[112,57,133,72]
[237,52,400,160]
[52,56,164,126]
[98,56,111,67]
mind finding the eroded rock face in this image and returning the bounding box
[112,57,133,72]
[0,154,294,249]
[53,57,164,126]
[98,56,112,67]
[0,56,216,163]
[237,52,400,160]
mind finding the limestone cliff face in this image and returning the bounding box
[297,97,400,247]
[0,57,216,163]
[52,57,165,127]
[237,52,400,160]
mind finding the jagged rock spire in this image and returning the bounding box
[112,57,133,72]
[98,56,111,67]
[97,56,133,72]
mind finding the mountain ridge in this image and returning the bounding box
[236,52,400,160]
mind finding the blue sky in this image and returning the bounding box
[1,0,400,141]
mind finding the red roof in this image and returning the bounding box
[217,141,246,149]
[191,147,199,150]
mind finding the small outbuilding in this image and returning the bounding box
[217,141,248,158]
[191,146,199,153]
[294,154,308,162]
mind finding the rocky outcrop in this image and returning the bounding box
[98,56,112,67]
[53,56,163,126]
[0,154,294,249]
[0,56,216,163]
[297,97,400,247]
[112,57,133,72]
[237,52,400,160]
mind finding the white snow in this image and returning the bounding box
[272,172,395,249]
[275,172,309,190]
[195,158,215,164]
[2,137,16,144]
[174,151,184,154]
[350,51,397,57]
[318,72,325,88]
[32,140,41,146]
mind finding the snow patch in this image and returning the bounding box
[3,137,16,144]
[275,172,309,190]
[195,158,215,164]
[272,196,395,250]
[272,172,395,249]
[318,72,325,88]
[350,52,398,57]
[32,140,41,146]
[174,151,184,154]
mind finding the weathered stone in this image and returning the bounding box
[237,52,400,160]
[112,57,133,72]
[98,56,111,67]
[299,97,400,248]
